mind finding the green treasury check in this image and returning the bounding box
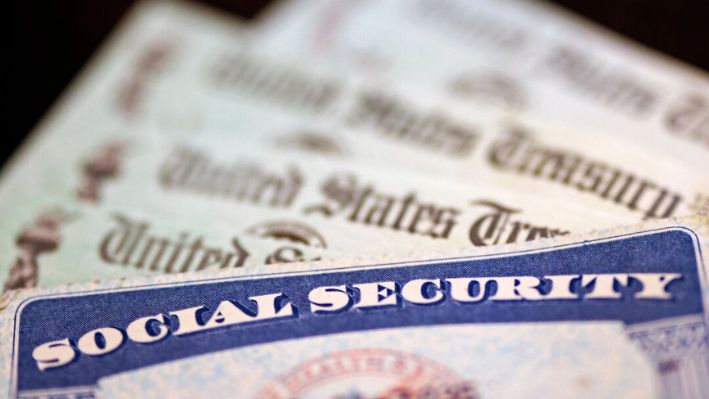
[0,1,705,289]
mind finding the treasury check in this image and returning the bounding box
[0,203,320,290]
[0,6,632,290]
[2,0,704,229]
[96,323,656,399]
[0,3,694,288]
[1,215,707,398]
[0,129,628,289]
[143,48,708,220]
[255,0,709,171]
[107,2,706,220]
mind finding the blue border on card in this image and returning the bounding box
[9,226,708,397]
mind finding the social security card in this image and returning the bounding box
[2,216,707,398]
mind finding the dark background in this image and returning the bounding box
[8,0,709,168]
